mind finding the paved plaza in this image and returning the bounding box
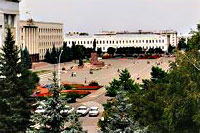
[33,57,175,133]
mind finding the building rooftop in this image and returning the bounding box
[20,19,63,26]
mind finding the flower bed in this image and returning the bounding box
[33,85,99,97]
[75,85,102,90]
[63,83,102,90]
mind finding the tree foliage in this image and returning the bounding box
[186,24,200,51]
[106,69,139,96]
[177,38,187,50]
[21,46,32,69]
[107,47,116,56]
[129,50,200,132]
[0,27,39,132]
[30,72,85,132]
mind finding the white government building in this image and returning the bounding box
[64,31,177,52]
[0,0,20,48]
[19,20,63,61]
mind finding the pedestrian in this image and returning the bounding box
[71,72,73,77]
[117,69,120,72]
[85,77,87,84]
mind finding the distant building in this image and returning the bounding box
[19,20,63,62]
[0,0,20,48]
[64,30,178,52]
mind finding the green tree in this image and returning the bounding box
[106,79,120,97]
[177,38,187,50]
[186,24,200,51]
[93,39,97,52]
[61,43,73,62]
[51,44,58,64]
[151,66,167,83]
[107,47,116,57]
[130,51,200,132]
[106,69,139,97]
[21,46,32,69]
[44,49,52,63]
[97,47,102,56]
[100,91,147,133]
[168,44,175,54]
[30,72,85,132]
[0,28,38,132]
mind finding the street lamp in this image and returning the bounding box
[58,49,63,88]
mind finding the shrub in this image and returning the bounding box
[89,81,99,86]
[65,92,79,103]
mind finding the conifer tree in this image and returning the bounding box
[0,28,38,132]
[101,91,147,133]
[21,46,32,69]
[30,72,85,132]
[44,49,52,63]
[51,45,58,64]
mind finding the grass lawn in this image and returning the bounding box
[34,70,52,75]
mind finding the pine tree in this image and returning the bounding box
[30,72,85,132]
[93,39,97,52]
[101,91,148,133]
[21,46,32,69]
[0,28,38,132]
[44,49,52,63]
[51,45,58,64]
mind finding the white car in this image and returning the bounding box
[89,106,99,117]
[76,106,89,116]
[61,105,74,115]
[35,105,46,114]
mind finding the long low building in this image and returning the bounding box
[64,31,177,52]
[19,19,63,61]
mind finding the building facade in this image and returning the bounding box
[20,20,63,61]
[64,30,177,52]
[0,0,20,48]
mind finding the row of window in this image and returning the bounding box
[39,28,62,33]
[98,45,165,51]
[39,41,62,47]
[39,35,62,40]
[65,39,165,45]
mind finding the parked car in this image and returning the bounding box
[35,105,46,114]
[60,105,74,115]
[76,106,89,116]
[89,106,99,117]
[34,100,47,114]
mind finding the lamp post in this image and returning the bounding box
[58,49,63,88]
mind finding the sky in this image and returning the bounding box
[19,0,200,35]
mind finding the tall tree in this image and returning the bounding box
[151,66,167,83]
[186,24,200,51]
[51,45,58,64]
[44,49,52,63]
[93,39,97,52]
[97,47,102,56]
[21,46,32,69]
[168,44,175,54]
[177,38,187,50]
[107,47,116,57]
[30,72,85,132]
[0,28,38,132]
[101,91,147,133]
